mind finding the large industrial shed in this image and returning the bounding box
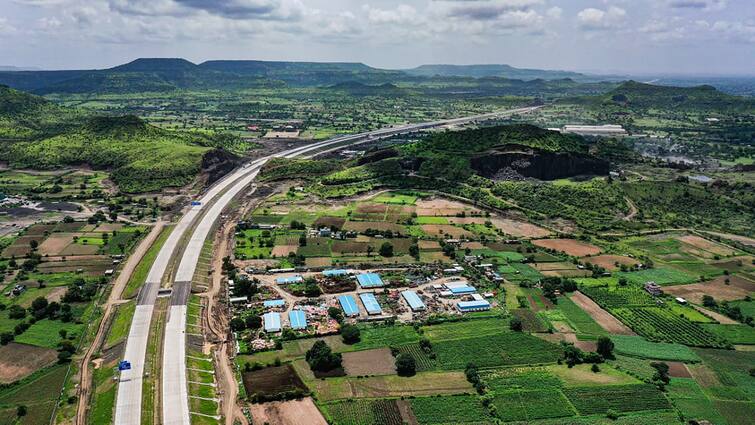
[402,290,426,312]
[289,310,308,330]
[338,295,360,317]
[359,293,383,315]
[357,273,385,288]
[263,299,285,308]
[323,269,350,277]
[456,300,491,312]
[276,275,304,285]
[263,312,281,332]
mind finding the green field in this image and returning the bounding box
[610,335,702,362]
[409,395,490,424]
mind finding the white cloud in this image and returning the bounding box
[545,7,562,20]
[0,18,18,35]
[667,0,727,11]
[710,19,755,42]
[577,6,626,31]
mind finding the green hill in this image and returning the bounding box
[404,64,591,81]
[0,87,231,193]
[602,81,754,110]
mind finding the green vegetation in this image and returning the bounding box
[610,335,702,362]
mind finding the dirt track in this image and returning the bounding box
[249,398,327,425]
[570,292,636,335]
[75,220,165,425]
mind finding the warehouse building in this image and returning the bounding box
[456,300,491,313]
[276,275,304,285]
[338,295,360,317]
[289,310,308,330]
[323,269,350,277]
[263,312,281,332]
[263,299,285,308]
[402,290,426,312]
[357,273,385,288]
[359,293,383,315]
[446,281,477,295]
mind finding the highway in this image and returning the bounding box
[113,106,537,425]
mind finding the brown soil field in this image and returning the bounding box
[580,255,640,271]
[342,348,396,376]
[533,262,579,271]
[37,234,73,256]
[305,257,332,268]
[2,235,46,257]
[250,398,327,425]
[461,242,485,250]
[93,223,124,232]
[418,240,441,251]
[541,270,592,278]
[688,364,721,387]
[706,232,755,248]
[272,244,298,257]
[447,217,488,225]
[344,221,407,234]
[44,287,67,303]
[677,235,735,258]
[0,343,57,383]
[53,221,86,232]
[59,243,99,256]
[666,361,692,378]
[356,203,389,214]
[575,340,597,352]
[420,224,474,239]
[570,292,636,335]
[242,364,307,397]
[490,218,551,238]
[693,305,738,324]
[533,239,602,257]
[313,216,346,230]
[332,241,369,255]
[533,262,591,277]
[415,198,480,216]
[712,256,754,273]
[24,224,56,236]
[420,251,453,263]
[663,275,755,304]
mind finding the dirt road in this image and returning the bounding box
[623,196,639,221]
[75,220,165,425]
[570,291,636,336]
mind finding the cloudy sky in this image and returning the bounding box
[2,0,754,75]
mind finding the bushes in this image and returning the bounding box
[305,340,341,372]
[341,324,361,344]
[395,353,416,377]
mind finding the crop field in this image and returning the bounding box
[532,239,602,257]
[564,384,672,415]
[667,378,730,425]
[499,262,543,281]
[662,275,755,304]
[555,296,608,336]
[309,371,473,401]
[702,324,755,345]
[616,268,697,286]
[431,333,562,369]
[242,364,307,398]
[409,395,490,424]
[611,307,728,348]
[0,364,68,425]
[579,286,655,308]
[420,318,508,341]
[512,309,549,332]
[322,399,404,425]
[493,389,576,422]
[481,367,562,392]
[610,335,702,362]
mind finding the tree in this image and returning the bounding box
[341,324,361,344]
[328,307,343,323]
[244,315,262,329]
[379,242,394,258]
[304,280,322,297]
[305,340,342,372]
[16,405,27,417]
[409,244,420,260]
[230,318,246,332]
[509,316,523,332]
[395,353,416,377]
[596,336,615,360]
[650,362,670,390]
[702,295,717,308]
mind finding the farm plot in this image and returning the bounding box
[343,221,407,235]
[493,389,576,422]
[250,398,327,425]
[676,235,737,258]
[409,395,490,424]
[342,348,396,376]
[702,324,755,345]
[431,333,562,370]
[415,198,480,217]
[310,371,472,401]
[569,292,635,335]
[489,217,551,238]
[610,335,702,362]
[617,268,697,286]
[667,378,729,425]
[419,224,474,240]
[421,318,508,342]
[579,286,655,308]
[498,262,543,282]
[663,275,755,304]
[512,309,549,332]
[532,239,602,257]
[481,367,562,392]
[395,344,436,372]
[241,364,307,398]
[564,384,672,415]
[0,343,57,383]
[556,296,608,336]
[611,307,728,348]
[533,262,591,278]
[322,399,404,425]
[581,255,639,271]
[0,364,68,425]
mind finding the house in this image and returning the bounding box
[644,282,663,296]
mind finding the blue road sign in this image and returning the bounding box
[118,360,132,371]
[191,201,202,206]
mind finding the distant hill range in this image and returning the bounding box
[403,64,594,81]
[588,81,755,110]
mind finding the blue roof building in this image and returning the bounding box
[357,273,385,288]
[401,290,426,312]
[263,299,285,308]
[263,312,281,332]
[449,285,477,295]
[323,269,350,277]
[359,293,382,315]
[289,310,308,330]
[338,295,360,317]
[456,300,491,312]
[276,275,304,285]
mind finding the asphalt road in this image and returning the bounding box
[114,106,538,425]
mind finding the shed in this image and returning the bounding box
[359,293,382,315]
[230,296,247,304]
[457,300,491,312]
[402,291,426,312]
[450,286,476,295]
[323,269,350,277]
[276,275,303,285]
[289,310,307,330]
[338,295,360,317]
[263,312,281,332]
[357,273,384,288]
[263,299,285,308]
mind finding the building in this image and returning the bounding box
[457,300,491,312]
[402,290,426,312]
[276,275,304,285]
[561,124,627,136]
[357,273,385,289]
[289,310,308,330]
[230,296,247,304]
[644,282,663,296]
[359,293,383,315]
[323,269,350,277]
[446,281,476,295]
[338,295,360,317]
[263,312,281,332]
[263,299,285,309]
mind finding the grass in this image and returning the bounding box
[123,224,173,299]
[701,324,755,345]
[371,191,420,205]
[15,319,84,349]
[616,267,697,286]
[557,296,608,336]
[610,335,702,362]
[667,378,729,425]
[105,301,135,348]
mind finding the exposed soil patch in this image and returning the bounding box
[570,292,636,335]
[676,235,735,258]
[663,275,755,304]
[272,244,298,257]
[249,398,327,425]
[490,217,551,238]
[415,198,480,217]
[0,343,57,383]
[397,400,419,425]
[533,239,602,257]
[666,361,692,378]
[580,255,640,271]
[420,224,474,239]
[241,364,307,397]
[342,348,397,376]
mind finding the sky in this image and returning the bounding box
[1,0,754,75]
